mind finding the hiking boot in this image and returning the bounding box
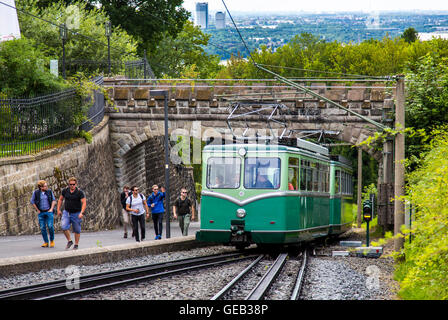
[49,240,55,248]
[73,245,78,250]
[41,243,49,248]
[124,232,128,239]
[65,240,73,250]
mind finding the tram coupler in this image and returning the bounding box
[230,220,250,245]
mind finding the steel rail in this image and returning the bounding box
[290,249,308,300]
[211,254,264,300]
[245,253,288,300]
[0,252,255,300]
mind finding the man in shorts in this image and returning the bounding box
[57,177,86,250]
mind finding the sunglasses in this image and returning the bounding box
[181,191,187,194]
[69,183,76,186]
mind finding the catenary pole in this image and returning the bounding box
[150,90,170,238]
[394,76,405,251]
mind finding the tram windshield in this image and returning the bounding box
[207,157,241,189]
[244,157,281,189]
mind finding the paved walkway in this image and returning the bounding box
[0,222,200,260]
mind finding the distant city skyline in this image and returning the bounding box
[182,0,448,14]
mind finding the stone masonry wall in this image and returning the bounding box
[120,136,197,218]
[0,117,121,236]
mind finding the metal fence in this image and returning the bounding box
[60,58,155,80]
[0,77,105,158]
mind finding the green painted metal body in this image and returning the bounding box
[196,144,354,245]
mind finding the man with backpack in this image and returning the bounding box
[126,186,149,242]
[120,185,133,238]
[30,180,56,248]
[173,188,195,236]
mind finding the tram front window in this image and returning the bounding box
[207,157,241,189]
[244,157,280,189]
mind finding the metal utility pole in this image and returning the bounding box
[150,90,170,238]
[60,23,67,79]
[105,21,112,75]
[394,76,406,251]
[357,147,363,227]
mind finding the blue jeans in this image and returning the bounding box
[152,213,163,237]
[61,210,82,234]
[38,211,54,243]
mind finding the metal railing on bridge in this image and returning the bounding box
[0,77,105,158]
[60,58,155,80]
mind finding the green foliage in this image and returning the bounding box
[150,21,223,78]
[401,27,418,44]
[94,0,190,55]
[220,32,448,80]
[17,0,138,67]
[405,54,448,162]
[0,37,67,96]
[395,127,448,300]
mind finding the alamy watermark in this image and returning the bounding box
[65,265,80,290]
[365,265,380,290]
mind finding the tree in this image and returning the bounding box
[17,0,139,76]
[35,0,191,55]
[0,38,67,96]
[405,54,448,160]
[149,21,222,78]
[401,27,418,44]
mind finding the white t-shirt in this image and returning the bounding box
[126,193,146,216]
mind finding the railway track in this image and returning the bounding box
[0,251,257,300]
[212,249,308,300]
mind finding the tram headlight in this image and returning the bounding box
[238,147,247,157]
[236,208,246,218]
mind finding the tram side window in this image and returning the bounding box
[306,168,313,191]
[319,164,329,193]
[244,157,281,189]
[300,167,306,190]
[335,170,341,194]
[312,165,319,192]
[207,157,241,189]
[288,158,299,190]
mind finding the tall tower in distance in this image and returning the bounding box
[195,2,208,29]
[215,11,226,29]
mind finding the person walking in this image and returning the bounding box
[30,180,56,248]
[120,185,133,238]
[57,177,86,250]
[126,186,149,242]
[147,184,165,240]
[173,188,195,236]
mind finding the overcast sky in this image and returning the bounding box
[182,0,448,13]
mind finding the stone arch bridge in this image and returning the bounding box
[104,78,399,230]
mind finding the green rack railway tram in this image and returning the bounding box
[195,139,354,249]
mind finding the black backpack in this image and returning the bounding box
[128,193,145,208]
